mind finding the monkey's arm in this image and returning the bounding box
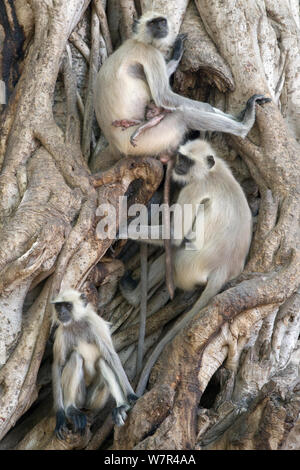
[171,199,207,248]
[92,330,137,400]
[52,360,68,439]
[129,113,167,147]
[99,358,137,426]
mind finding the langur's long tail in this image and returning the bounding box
[136,272,227,396]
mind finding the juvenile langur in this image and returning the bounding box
[94,11,270,169]
[120,140,252,392]
[51,289,137,439]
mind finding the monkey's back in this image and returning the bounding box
[95,41,151,148]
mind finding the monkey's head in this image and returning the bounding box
[172,139,219,185]
[51,289,89,325]
[133,12,174,52]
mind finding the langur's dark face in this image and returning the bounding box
[147,17,168,39]
[174,152,195,176]
[54,301,73,323]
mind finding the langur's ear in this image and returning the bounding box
[206,155,215,169]
[80,293,88,307]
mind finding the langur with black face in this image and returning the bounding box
[120,139,252,394]
[51,289,137,439]
[94,11,271,170]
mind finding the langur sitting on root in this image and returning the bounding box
[51,289,137,439]
[120,140,252,391]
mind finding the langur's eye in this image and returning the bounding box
[65,302,72,310]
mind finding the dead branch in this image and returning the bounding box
[69,32,91,62]
[82,7,100,161]
[120,0,137,40]
[93,0,113,55]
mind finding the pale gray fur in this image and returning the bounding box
[95,12,270,168]
[121,140,252,394]
[52,289,136,431]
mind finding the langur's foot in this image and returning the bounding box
[130,135,138,147]
[54,409,68,440]
[247,94,271,107]
[66,405,87,435]
[112,404,130,426]
[256,96,272,106]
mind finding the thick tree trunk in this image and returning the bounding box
[0,0,299,450]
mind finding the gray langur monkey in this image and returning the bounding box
[51,289,137,439]
[94,11,271,169]
[120,139,252,393]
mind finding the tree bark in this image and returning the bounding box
[0,0,299,451]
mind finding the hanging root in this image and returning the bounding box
[164,158,175,299]
[136,243,148,375]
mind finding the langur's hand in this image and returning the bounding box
[172,33,188,61]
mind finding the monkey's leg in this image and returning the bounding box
[181,94,271,138]
[99,358,129,426]
[61,351,87,435]
[130,113,167,147]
